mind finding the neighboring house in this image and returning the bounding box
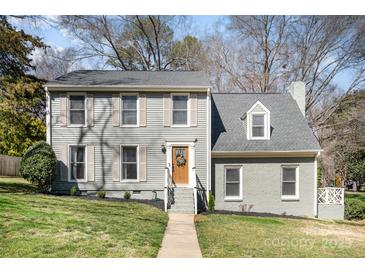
[45,70,343,219]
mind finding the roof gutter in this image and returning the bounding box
[45,84,211,92]
[212,150,322,158]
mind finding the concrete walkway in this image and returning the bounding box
[157,213,202,258]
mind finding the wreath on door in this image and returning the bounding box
[175,148,186,167]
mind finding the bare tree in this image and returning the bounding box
[56,15,199,71]
[207,16,365,117]
[32,46,84,80]
[228,16,291,93]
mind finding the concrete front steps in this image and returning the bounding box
[168,187,194,213]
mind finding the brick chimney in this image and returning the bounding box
[288,81,306,117]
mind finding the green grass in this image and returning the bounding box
[345,191,365,203]
[0,177,168,258]
[195,214,365,258]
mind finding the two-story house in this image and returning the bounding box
[45,70,323,218]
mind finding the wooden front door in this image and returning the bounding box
[172,146,189,184]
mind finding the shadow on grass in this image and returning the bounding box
[0,179,37,194]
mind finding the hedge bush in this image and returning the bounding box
[124,191,131,199]
[97,191,106,199]
[208,191,215,211]
[70,185,78,196]
[345,199,365,220]
[20,141,57,193]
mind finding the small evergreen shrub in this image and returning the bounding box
[345,199,365,220]
[70,185,78,196]
[124,191,131,199]
[20,141,57,193]
[208,191,215,211]
[97,191,106,199]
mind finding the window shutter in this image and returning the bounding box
[112,94,120,127]
[59,144,68,181]
[112,145,120,181]
[86,94,94,127]
[190,94,198,127]
[59,94,67,127]
[163,94,171,127]
[139,145,147,182]
[87,145,95,182]
[139,94,146,127]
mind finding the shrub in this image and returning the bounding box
[345,199,365,220]
[20,141,57,193]
[124,191,131,199]
[70,185,78,196]
[97,191,106,199]
[208,191,215,211]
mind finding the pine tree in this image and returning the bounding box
[0,16,46,156]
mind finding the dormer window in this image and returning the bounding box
[252,114,265,137]
[246,101,270,140]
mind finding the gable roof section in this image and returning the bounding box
[47,70,210,88]
[211,93,321,153]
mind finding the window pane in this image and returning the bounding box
[173,110,187,125]
[252,126,264,137]
[123,147,137,162]
[173,96,188,109]
[76,147,85,162]
[70,147,77,163]
[70,96,85,109]
[122,96,137,110]
[282,181,296,196]
[122,110,137,125]
[226,183,240,197]
[76,164,85,179]
[122,163,137,179]
[226,168,240,182]
[71,164,76,180]
[70,110,85,124]
[252,114,264,126]
[283,168,296,181]
[71,163,85,180]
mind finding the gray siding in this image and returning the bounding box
[212,157,315,217]
[50,92,207,196]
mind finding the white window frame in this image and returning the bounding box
[224,164,243,201]
[171,93,190,127]
[246,101,270,140]
[120,93,139,127]
[68,144,87,183]
[281,165,300,200]
[67,92,87,127]
[120,145,139,183]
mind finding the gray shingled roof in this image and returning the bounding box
[211,93,320,152]
[48,70,210,87]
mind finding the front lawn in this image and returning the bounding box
[345,191,365,203]
[195,214,365,257]
[0,177,168,257]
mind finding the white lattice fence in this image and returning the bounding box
[318,187,344,205]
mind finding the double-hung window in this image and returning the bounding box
[224,166,242,200]
[69,95,86,126]
[172,95,188,126]
[252,114,265,138]
[246,101,270,140]
[122,95,138,126]
[281,166,299,200]
[70,146,86,181]
[121,146,138,181]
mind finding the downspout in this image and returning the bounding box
[45,87,52,146]
[206,88,211,208]
[314,151,320,217]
